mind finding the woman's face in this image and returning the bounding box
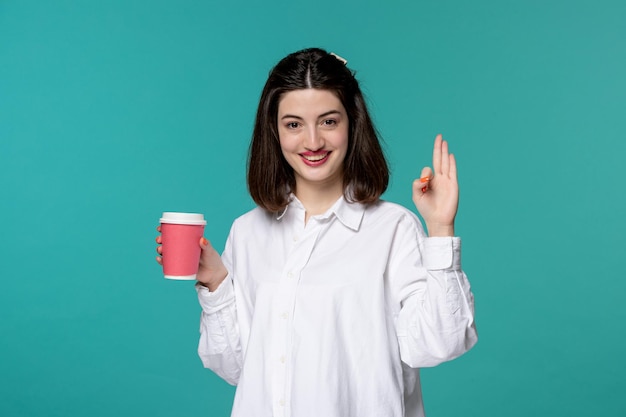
[277,88,349,195]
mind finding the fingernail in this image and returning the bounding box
[420,176,431,183]
[201,237,208,246]
[422,186,428,193]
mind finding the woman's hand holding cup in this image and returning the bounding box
[156,212,228,291]
[196,236,228,291]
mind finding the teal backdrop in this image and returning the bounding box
[1,0,625,416]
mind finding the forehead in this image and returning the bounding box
[277,89,345,116]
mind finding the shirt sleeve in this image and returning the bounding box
[196,229,243,385]
[392,216,478,368]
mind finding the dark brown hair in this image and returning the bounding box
[247,47,389,212]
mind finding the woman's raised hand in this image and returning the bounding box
[155,226,228,291]
[412,134,459,237]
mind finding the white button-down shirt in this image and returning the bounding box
[196,196,477,417]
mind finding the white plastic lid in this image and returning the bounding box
[160,212,206,225]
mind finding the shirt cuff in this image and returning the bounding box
[195,276,235,314]
[422,236,462,270]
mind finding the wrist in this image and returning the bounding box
[206,280,222,292]
[197,267,228,292]
[197,278,225,293]
[426,223,455,237]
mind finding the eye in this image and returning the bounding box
[285,121,300,129]
[322,119,337,126]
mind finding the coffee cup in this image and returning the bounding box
[159,212,206,280]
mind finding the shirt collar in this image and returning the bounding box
[276,194,365,232]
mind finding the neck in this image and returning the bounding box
[294,180,344,223]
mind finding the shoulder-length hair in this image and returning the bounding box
[247,47,389,212]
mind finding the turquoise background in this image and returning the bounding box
[1,0,625,416]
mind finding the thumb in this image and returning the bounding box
[413,167,433,194]
[199,237,215,264]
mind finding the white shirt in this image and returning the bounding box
[196,196,477,417]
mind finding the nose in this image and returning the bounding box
[304,126,324,150]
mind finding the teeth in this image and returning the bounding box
[303,153,328,162]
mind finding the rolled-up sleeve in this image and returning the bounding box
[197,278,242,385]
[196,228,243,385]
[393,219,477,368]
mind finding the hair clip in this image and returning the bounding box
[330,52,348,65]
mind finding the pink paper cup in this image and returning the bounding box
[160,212,206,280]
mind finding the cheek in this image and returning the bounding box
[279,140,296,157]
[278,133,292,154]
[336,130,350,153]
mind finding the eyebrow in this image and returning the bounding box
[280,110,343,120]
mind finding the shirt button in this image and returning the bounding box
[281,312,288,319]
[293,235,298,242]
[279,399,285,407]
[287,271,294,278]
[280,355,286,363]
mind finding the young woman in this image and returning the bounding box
[156,47,477,417]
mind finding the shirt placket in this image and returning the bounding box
[271,219,323,417]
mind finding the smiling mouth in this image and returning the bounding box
[301,152,330,162]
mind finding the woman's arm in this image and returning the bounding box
[196,277,243,385]
[395,135,477,366]
[392,229,477,368]
[196,229,243,385]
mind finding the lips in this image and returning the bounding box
[300,151,330,166]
